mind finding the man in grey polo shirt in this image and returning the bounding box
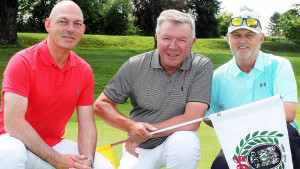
[94,9,213,169]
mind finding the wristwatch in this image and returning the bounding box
[87,157,94,168]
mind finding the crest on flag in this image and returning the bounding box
[233,131,287,169]
[209,95,293,169]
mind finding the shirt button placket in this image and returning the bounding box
[56,72,64,86]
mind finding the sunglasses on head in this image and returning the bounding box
[230,17,261,28]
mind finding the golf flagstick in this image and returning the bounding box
[97,116,210,168]
[109,115,210,146]
[150,116,209,135]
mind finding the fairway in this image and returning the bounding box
[1,33,300,169]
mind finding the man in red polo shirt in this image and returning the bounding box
[0,1,113,169]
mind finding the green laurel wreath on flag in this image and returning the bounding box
[233,131,285,169]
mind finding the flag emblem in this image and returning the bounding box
[209,95,293,168]
[233,131,286,169]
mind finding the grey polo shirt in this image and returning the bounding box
[104,49,213,149]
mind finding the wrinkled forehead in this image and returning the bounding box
[159,21,192,37]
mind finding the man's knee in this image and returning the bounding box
[166,131,201,161]
[286,123,300,168]
[94,151,115,169]
[0,134,28,167]
[211,150,229,169]
[286,123,300,153]
[287,123,299,142]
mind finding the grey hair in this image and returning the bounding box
[156,9,195,40]
[49,0,83,20]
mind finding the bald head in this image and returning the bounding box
[45,0,85,51]
[49,0,84,21]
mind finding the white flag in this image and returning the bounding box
[209,95,293,169]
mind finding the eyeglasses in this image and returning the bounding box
[230,17,261,28]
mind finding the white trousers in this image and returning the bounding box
[0,134,114,169]
[119,131,201,169]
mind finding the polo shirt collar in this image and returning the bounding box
[38,38,76,68]
[151,49,192,70]
[232,51,264,77]
[232,59,241,77]
[253,51,264,72]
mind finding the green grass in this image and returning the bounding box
[1,33,300,169]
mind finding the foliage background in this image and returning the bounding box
[16,0,222,37]
[1,33,300,168]
[0,0,299,168]
[1,1,299,45]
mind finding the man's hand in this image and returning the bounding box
[125,139,140,157]
[71,155,93,169]
[53,154,92,169]
[128,122,157,143]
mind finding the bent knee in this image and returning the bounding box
[167,131,200,147]
[94,151,115,169]
[166,131,201,159]
[0,135,28,164]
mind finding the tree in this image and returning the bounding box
[74,0,104,34]
[188,0,221,38]
[278,3,300,44]
[287,3,300,17]
[218,11,233,36]
[17,0,104,34]
[17,0,134,35]
[133,0,188,47]
[0,0,18,44]
[17,0,58,33]
[132,0,188,36]
[267,12,281,36]
[102,0,133,35]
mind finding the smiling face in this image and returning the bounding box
[227,29,264,62]
[45,1,85,51]
[156,21,196,75]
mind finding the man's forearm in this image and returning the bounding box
[283,102,297,123]
[78,122,97,160]
[151,102,208,137]
[4,92,60,167]
[77,105,98,161]
[6,119,60,166]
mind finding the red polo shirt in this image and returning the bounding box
[0,38,94,146]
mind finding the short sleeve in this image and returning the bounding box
[187,57,213,106]
[2,54,31,98]
[273,59,298,103]
[103,59,133,104]
[77,65,94,106]
[205,75,222,117]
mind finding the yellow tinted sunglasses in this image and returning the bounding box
[230,17,261,28]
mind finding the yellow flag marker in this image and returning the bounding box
[96,139,130,169]
[96,144,118,169]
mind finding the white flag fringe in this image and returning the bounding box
[209,95,293,169]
